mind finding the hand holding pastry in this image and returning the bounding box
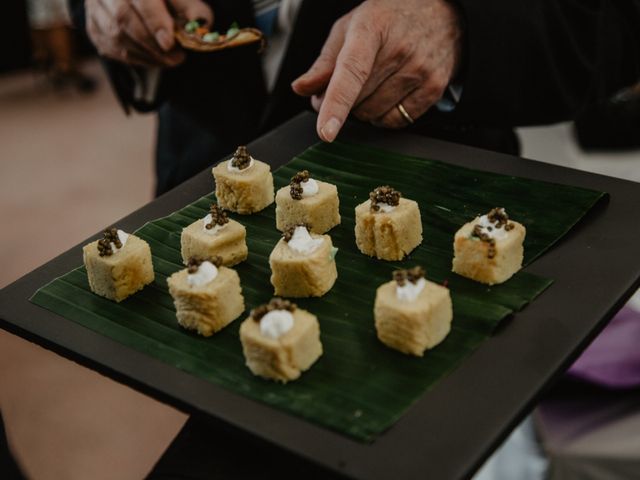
[85,0,213,67]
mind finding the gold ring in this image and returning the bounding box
[397,103,414,124]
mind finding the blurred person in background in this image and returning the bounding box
[26,0,96,91]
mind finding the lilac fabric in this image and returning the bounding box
[567,305,640,389]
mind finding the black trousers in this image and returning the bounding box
[147,413,346,479]
[1,413,25,480]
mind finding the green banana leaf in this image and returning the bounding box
[30,141,605,442]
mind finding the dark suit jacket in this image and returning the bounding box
[70,0,640,191]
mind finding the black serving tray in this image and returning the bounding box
[1,112,639,479]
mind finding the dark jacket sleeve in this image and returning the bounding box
[452,0,640,126]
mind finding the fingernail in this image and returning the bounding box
[320,117,341,142]
[155,29,173,51]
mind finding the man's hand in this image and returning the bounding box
[292,0,462,142]
[86,0,213,67]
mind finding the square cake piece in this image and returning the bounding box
[355,186,422,261]
[269,225,337,297]
[83,228,154,302]
[452,207,526,285]
[167,257,245,337]
[275,170,340,234]
[212,146,274,214]
[180,204,248,267]
[240,299,323,383]
[374,267,453,356]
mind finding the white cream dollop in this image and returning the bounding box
[300,178,319,198]
[475,210,510,241]
[396,277,426,302]
[376,202,396,213]
[259,309,294,339]
[187,261,219,287]
[202,214,226,235]
[227,157,254,173]
[110,230,129,254]
[287,226,324,255]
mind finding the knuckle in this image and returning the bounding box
[114,29,128,44]
[425,77,447,99]
[397,71,422,91]
[414,90,439,114]
[412,61,431,80]
[353,110,366,122]
[391,42,412,61]
[389,118,405,129]
[332,88,355,110]
[315,52,334,68]
[380,116,398,129]
[352,20,381,45]
[353,107,373,122]
[114,2,130,28]
[331,17,346,35]
[359,3,380,24]
[342,56,369,86]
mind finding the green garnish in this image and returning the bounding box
[202,32,220,43]
[226,21,240,37]
[185,20,199,33]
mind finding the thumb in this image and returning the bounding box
[169,0,214,28]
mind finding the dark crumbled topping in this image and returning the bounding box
[230,146,252,170]
[251,298,296,322]
[97,228,122,257]
[187,256,222,273]
[472,225,497,259]
[205,204,229,230]
[282,223,309,242]
[370,186,401,212]
[393,266,425,286]
[487,207,513,229]
[289,170,310,200]
[470,208,515,259]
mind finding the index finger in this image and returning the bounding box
[316,23,380,142]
